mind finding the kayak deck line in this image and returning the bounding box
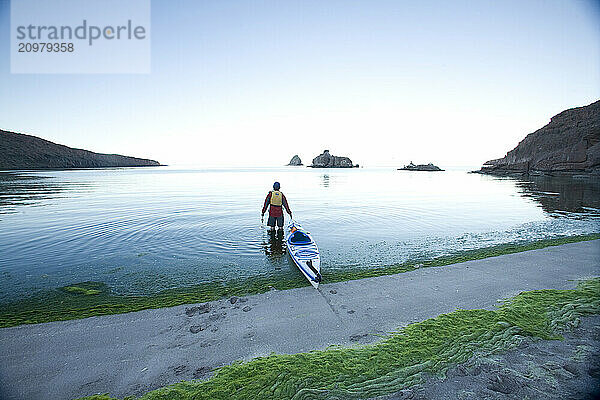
[286,221,322,288]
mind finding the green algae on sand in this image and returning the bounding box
[0,233,598,328]
[324,233,600,282]
[61,282,104,296]
[80,278,600,400]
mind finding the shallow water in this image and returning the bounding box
[0,167,599,302]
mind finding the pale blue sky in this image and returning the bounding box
[0,0,599,166]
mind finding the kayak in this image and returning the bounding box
[286,221,322,288]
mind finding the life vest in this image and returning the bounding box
[270,190,283,206]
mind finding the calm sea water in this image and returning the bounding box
[1,166,599,302]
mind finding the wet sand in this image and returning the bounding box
[0,240,598,400]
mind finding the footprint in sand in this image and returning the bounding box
[186,304,210,317]
[208,311,227,321]
[193,366,211,379]
[350,333,368,342]
[190,324,210,334]
[173,365,188,375]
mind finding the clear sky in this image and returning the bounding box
[1,0,599,167]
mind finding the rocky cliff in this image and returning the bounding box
[287,155,303,166]
[477,100,600,176]
[310,150,358,168]
[0,130,160,170]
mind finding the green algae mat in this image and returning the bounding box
[82,277,600,400]
[0,233,598,328]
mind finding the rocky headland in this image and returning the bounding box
[287,155,303,166]
[0,130,160,170]
[475,100,600,177]
[310,150,358,168]
[398,162,444,171]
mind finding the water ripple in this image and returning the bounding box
[0,168,598,302]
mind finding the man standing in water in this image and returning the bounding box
[262,181,292,230]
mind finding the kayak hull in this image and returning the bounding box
[286,223,321,288]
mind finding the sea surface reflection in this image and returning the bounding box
[0,167,598,302]
[514,175,600,218]
[0,172,92,215]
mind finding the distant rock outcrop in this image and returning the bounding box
[0,130,160,170]
[476,100,600,176]
[287,155,303,166]
[310,150,358,168]
[398,162,444,171]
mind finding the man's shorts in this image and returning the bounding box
[267,215,284,227]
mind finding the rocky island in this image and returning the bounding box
[287,155,303,166]
[0,130,160,170]
[475,100,599,177]
[398,162,444,171]
[310,150,358,168]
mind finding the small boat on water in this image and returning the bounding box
[286,221,322,288]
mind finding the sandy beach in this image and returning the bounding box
[0,240,598,400]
